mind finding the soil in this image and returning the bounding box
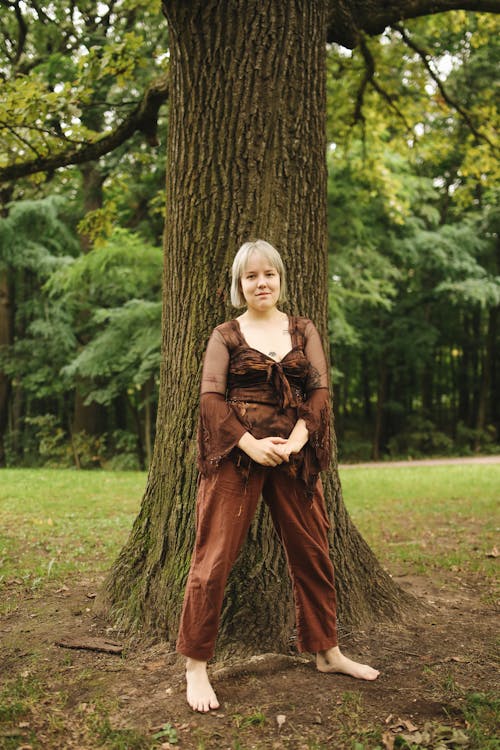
[0,569,498,749]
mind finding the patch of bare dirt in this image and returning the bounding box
[0,570,498,749]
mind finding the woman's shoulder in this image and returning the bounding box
[211,319,240,347]
[292,316,317,334]
[214,319,236,334]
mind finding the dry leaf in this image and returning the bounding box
[486,546,499,558]
[276,714,286,729]
[389,717,405,732]
[382,729,395,750]
[402,719,418,732]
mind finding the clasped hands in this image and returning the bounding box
[238,432,305,467]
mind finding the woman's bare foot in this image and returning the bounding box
[316,646,379,681]
[185,658,220,712]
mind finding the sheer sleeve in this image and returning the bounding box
[298,320,331,471]
[197,328,248,475]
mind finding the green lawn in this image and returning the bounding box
[339,463,499,579]
[0,464,498,606]
[0,469,146,604]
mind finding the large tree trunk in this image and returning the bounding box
[102,0,410,657]
[0,271,13,466]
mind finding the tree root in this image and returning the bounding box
[211,652,311,681]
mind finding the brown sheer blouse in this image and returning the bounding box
[198,316,331,491]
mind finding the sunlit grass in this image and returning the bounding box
[339,463,500,579]
[1,464,498,602]
[0,469,146,599]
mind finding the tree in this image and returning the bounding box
[0,195,80,463]
[324,14,499,459]
[0,0,169,184]
[0,1,169,463]
[3,0,498,656]
[103,0,488,654]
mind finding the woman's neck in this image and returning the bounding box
[239,307,285,323]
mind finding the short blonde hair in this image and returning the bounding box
[230,240,287,308]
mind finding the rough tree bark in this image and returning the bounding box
[102,0,412,658]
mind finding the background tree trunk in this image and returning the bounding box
[71,164,107,440]
[0,271,13,466]
[102,0,411,657]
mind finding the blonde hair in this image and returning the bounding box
[230,240,287,308]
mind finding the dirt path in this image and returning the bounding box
[339,455,500,469]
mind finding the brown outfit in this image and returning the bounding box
[176,316,338,660]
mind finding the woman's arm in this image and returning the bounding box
[277,320,332,468]
[198,329,248,472]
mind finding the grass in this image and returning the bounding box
[0,463,498,749]
[0,469,146,603]
[339,463,500,580]
[1,464,498,604]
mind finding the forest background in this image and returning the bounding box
[0,1,499,471]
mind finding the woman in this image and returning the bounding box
[177,240,379,712]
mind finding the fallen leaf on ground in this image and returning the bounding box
[402,718,418,732]
[486,546,498,558]
[276,714,286,729]
[382,730,395,749]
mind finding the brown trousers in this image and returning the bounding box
[176,460,338,661]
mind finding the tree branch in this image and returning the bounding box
[0,120,42,158]
[9,0,28,66]
[0,74,170,183]
[327,0,500,48]
[356,36,413,132]
[394,23,496,148]
[352,37,373,125]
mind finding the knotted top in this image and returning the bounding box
[197,315,332,488]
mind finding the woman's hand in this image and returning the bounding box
[273,439,302,462]
[238,433,287,466]
[274,418,309,462]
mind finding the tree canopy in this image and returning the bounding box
[0,2,498,468]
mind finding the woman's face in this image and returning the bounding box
[240,252,281,312]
